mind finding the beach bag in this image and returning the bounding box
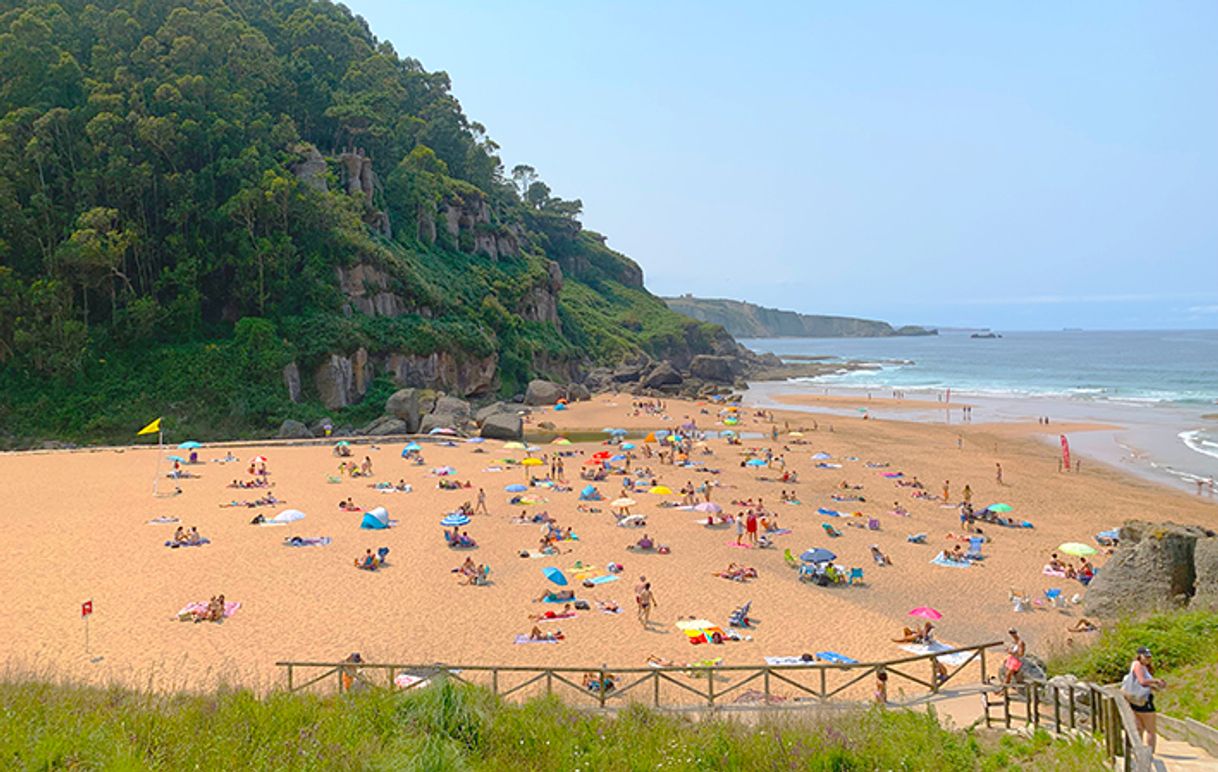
[1121,668,1150,707]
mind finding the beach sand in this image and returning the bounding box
[1,393,1213,696]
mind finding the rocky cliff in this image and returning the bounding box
[1085,521,1218,617]
[663,296,936,339]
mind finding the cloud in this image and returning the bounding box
[1187,304,1218,314]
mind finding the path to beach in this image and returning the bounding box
[1,393,1212,693]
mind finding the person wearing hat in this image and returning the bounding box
[1125,647,1167,751]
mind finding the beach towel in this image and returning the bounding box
[764,656,813,666]
[931,552,971,569]
[781,499,802,505]
[164,538,210,548]
[900,642,973,667]
[177,600,241,620]
[766,528,793,536]
[147,516,179,524]
[694,519,731,528]
[1042,566,1067,578]
[284,536,332,547]
[816,651,858,664]
[726,541,753,549]
[817,508,840,517]
[514,635,561,644]
[584,574,619,585]
[542,594,578,603]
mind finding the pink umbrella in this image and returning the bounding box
[908,607,942,621]
[694,502,722,514]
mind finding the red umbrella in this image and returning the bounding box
[583,459,604,467]
[592,451,612,460]
[908,607,942,621]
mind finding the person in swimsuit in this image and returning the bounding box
[637,582,656,627]
[1128,646,1167,751]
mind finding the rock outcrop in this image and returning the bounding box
[362,415,408,436]
[689,354,739,383]
[336,263,408,318]
[480,412,523,440]
[385,388,423,434]
[283,362,302,403]
[276,419,312,439]
[384,352,497,398]
[1085,521,1218,617]
[525,379,565,406]
[642,361,683,389]
[1192,537,1218,609]
[565,383,591,402]
[314,348,371,410]
[437,191,518,260]
[338,148,390,237]
[516,261,563,329]
[419,395,472,434]
[290,143,328,192]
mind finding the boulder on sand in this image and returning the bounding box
[642,361,683,389]
[1085,521,1217,617]
[525,379,564,406]
[480,412,523,441]
[362,416,408,436]
[385,388,422,433]
[276,419,313,439]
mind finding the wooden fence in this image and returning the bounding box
[276,641,999,710]
[983,679,1154,772]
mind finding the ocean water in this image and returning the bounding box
[738,330,1218,493]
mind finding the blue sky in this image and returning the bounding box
[348,1,1218,330]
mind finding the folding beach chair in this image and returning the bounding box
[783,548,799,569]
[965,537,985,561]
[867,518,880,531]
[729,601,753,628]
[847,567,865,585]
[1044,588,1064,608]
[822,522,842,538]
[906,533,928,544]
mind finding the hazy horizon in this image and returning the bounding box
[348,2,1218,331]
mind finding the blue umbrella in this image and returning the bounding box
[167,455,186,463]
[178,441,202,450]
[746,458,767,467]
[465,437,485,443]
[654,430,670,438]
[610,428,627,436]
[812,452,832,460]
[440,513,470,527]
[801,548,837,564]
[543,567,568,586]
[721,430,736,437]
[505,483,527,492]
[610,454,627,462]
[405,442,422,451]
[621,442,636,450]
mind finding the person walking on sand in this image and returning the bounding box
[995,463,1004,485]
[942,480,950,503]
[962,484,972,505]
[1125,647,1167,751]
[999,628,1025,691]
[475,487,488,515]
[637,582,656,627]
[735,514,745,545]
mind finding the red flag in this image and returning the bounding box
[1060,435,1071,471]
[81,600,93,617]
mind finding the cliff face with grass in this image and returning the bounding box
[0,0,730,444]
[664,296,936,339]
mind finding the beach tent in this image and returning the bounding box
[440,513,470,527]
[579,486,602,501]
[553,437,572,445]
[812,452,831,460]
[360,507,390,530]
[745,458,766,467]
[271,508,306,524]
[404,442,422,452]
[554,403,566,411]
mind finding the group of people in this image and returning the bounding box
[170,526,205,546]
[337,456,374,478]
[1046,552,1095,584]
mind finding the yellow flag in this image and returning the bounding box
[137,418,162,436]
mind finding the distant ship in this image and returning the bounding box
[970,332,1001,339]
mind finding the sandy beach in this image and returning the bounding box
[2,393,1214,695]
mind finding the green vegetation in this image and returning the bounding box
[0,0,725,445]
[1048,610,1218,724]
[0,677,1105,770]
[663,295,938,339]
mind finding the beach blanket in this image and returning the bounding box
[817,508,841,517]
[815,651,858,664]
[781,499,802,505]
[900,642,973,667]
[379,485,412,493]
[726,541,753,549]
[523,550,560,559]
[766,528,793,536]
[514,635,561,644]
[534,612,576,621]
[1042,567,1067,578]
[164,538,210,548]
[177,600,240,620]
[542,594,578,603]
[147,516,179,524]
[583,575,619,585]
[931,552,972,569]
[764,656,813,666]
[815,463,843,469]
[284,536,332,547]
[881,472,904,478]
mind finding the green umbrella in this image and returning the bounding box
[988,503,1013,513]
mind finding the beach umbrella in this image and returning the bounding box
[440,513,470,527]
[800,548,837,564]
[178,441,203,449]
[610,428,627,436]
[721,430,736,437]
[505,484,527,492]
[335,440,350,447]
[167,455,186,463]
[610,454,627,462]
[404,442,422,451]
[465,437,485,444]
[582,458,603,467]
[746,458,767,467]
[429,427,457,435]
[543,567,568,586]
[503,441,526,450]
[988,503,1013,513]
[1059,542,1097,557]
[644,432,657,443]
[649,485,673,495]
[272,508,306,523]
[857,407,869,413]
[694,502,722,514]
[521,457,544,467]
[621,442,636,450]
[812,452,831,460]
[552,437,571,445]
[908,607,942,621]
[787,432,803,438]
[611,497,637,508]
[592,451,612,460]
[250,455,268,463]
[655,430,670,439]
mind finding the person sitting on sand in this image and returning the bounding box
[1047,553,1065,572]
[1067,618,1099,633]
[870,545,893,566]
[1077,559,1094,585]
[355,549,379,571]
[892,622,934,644]
[457,556,477,578]
[173,526,187,543]
[634,534,654,550]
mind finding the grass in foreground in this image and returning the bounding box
[0,677,1105,771]
[1048,609,1218,724]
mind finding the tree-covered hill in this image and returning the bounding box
[0,0,734,444]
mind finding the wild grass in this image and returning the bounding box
[1047,609,1218,723]
[0,676,1105,770]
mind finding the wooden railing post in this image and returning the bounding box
[287,664,293,692]
[598,664,607,709]
[763,667,771,704]
[546,670,552,696]
[1031,682,1040,728]
[1053,685,1061,733]
[819,668,827,701]
[1003,689,1012,729]
[979,646,987,685]
[707,665,716,709]
[653,671,660,707]
[492,668,499,697]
